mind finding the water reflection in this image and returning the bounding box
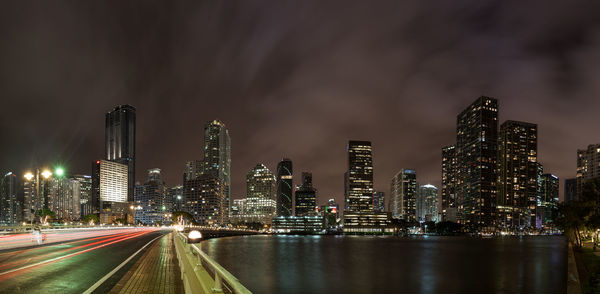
[200,235,566,294]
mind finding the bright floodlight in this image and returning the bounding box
[24,172,34,181]
[41,170,52,179]
[55,167,64,177]
[189,230,202,240]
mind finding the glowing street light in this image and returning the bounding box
[55,167,65,177]
[41,170,52,179]
[24,172,34,181]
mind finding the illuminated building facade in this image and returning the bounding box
[373,190,385,213]
[456,96,498,228]
[183,174,226,226]
[203,120,231,219]
[343,212,392,234]
[576,143,600,200]
[441,145,457,222]
[168,185,183,212]
[135,168,169,225]
[390,169,417,222]
[537,173,559,227]
[497,120,538,229]
[272,216,324,233]
[105,104,136,202]
[93,160,128,224]
[276,158,293,217]
[295,172,317,217]
[184,160,203,181]
[417,184,439,223]
[47,176,80,221]
[0,172,21,225]
[72,175,93,219]
[345,141,373,212]
[22,168,53,223]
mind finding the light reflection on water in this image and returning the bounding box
[201,235,566,294]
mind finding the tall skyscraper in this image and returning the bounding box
[373,191,385,213]
[456,96,498,228]
[276,158,293,216]
[203,120,231,218]
[538,173,559,226]
[22,168,53,223]
[295,172,317,217]
[345,141,373,212]
[47,176,80,221]
[417,184,439,223]
[497,120,538,229]
[576,143,600,200]
[441,145,457,222]
[71,175,93,219]
[239,164,277,224]
[183,160,203,181]
[105,105,136,202]
[183,174,226,225]
[390,169,417,221]
[0,172,20,225]
[564,178,577,203]
[135,168,169,225]
[168,185,184,212]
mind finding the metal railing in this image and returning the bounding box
[175,232,251,294]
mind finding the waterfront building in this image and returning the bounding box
[0,172,21,225]
[183,174,226,226]
[345,141,374,212]
[373,190,385,213]
[577,143,600,200]
[456,96,498,228]
[295,172,317,217]
[390,169,417,222]
[93,160,128,224]
[343,212,393,235]
[497,120,538,229]
[441,145,457,222]
[417,184,439,223]
[203,120,231,221]
[105,105,136,203]
[537,174,559,227]
[319,198,340,229]
[135,168,169,225]
[276,158,293,217]
[564,178,577,203]
[272,216,325,233]
[246,164,276,200]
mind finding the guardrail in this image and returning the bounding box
[174,231,252,294]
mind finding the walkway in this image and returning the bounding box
[110,233,182,294]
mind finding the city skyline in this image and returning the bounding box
[2,2,600,207]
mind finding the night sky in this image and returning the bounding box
[1,1,600,205]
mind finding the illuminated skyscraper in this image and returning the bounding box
[295,172,317,216]
[22,168,53,222]
[345,141,373,212]
[183,174,226,225]
[105,105,136,202]
[0,172,20,225]
[441,145,457,222]
[135,168,169,225]
[71,175,93,219]
[246,164,276,200]
[203,120,231,218]
[538,173,559,226]
[390,169,417,222]
[576,143,600,200]
[417,184,439,223]
[373,191,385,213]
[183,160,202,181]
[497,120,538,229]
[456,96,498,228]
[93,160,128,224]
[276,158,293,216]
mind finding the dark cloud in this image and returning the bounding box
[1,1,600,204]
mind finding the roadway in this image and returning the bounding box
[0,228,169,294]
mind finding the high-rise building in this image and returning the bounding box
[47,175,80,221]
[295,172,317,217]
[168,185,184,212]
[456,96,498,228]
[183,174,226,226]
[203,120,231,218]
[276,158,293,217]
[497,120,538,229]
[105,105,136,203]
[135,168,169,225]
[0,172,21,225]
[93,160,128,224]
[417,184,439,223]
[390,169,417,222]
[441,145,457,222]
[71,175,93,219]
[373,191,385,213]
[576,144,600,200]
[183,160,203,182]
[345,141,373,212]
[564,178,577,203]
[246,164,276,200]
[22,168,53,223]
[538,173,559,227]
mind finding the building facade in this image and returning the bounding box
[276,158,293,217]
[417,184,439,223]
[203,120,231,219]
[564,178,577,203]
[105,104,136,203]
[441,145,457,222]
[93,160,128,224]
[576,144,600,200]
[537,174,559,227]
[345,141,374,212]
[373,191,385,213]
[135,169,169,225]
[0,172,21,225]
[183,174,226,226]
[295,172,317,217]
[390,169,417,222]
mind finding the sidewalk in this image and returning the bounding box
[110,233,183,294]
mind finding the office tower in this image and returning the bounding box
[22,168,53,223]
[345,141,374,212]
[538,173,559,226]
[72,175,93,219]
[576,144,600,200]
[183,174,226,225]
[497,120,538,229]
[417,184,439,223]
[47,176,79,221]
[0,172,20,225]
[246,164,276,200]
[135,168,169,225]
[390,169,417,222]
[105,104,136,202]
[441,145,457,222]
[564,178,577,203]
[276,158,293,217]
[295,172,317,216]
[168,185,183,212]
[203,120,231,218]
[183,160,203,182]
[93,160,128,224]
[456,96,498,228]
[373,191,385,213]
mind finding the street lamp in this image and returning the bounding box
[55,167,65,177]
[41,170,52,179]
[24,172,34,181]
